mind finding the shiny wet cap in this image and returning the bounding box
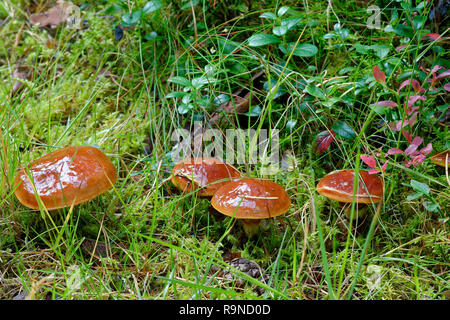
[316,169,383,204]
[171,157,241,197]
[211,178,291,219]
[14,146,117,210]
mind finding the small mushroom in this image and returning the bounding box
[211,178,291,237]
[171,157,241,197]
[316,169,384,218]
[430,150,449,168]
[14,146,117,210]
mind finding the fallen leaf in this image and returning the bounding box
[30,0,80,28]
[10,65,30,97]
[360,154,377,168]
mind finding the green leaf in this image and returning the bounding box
[338,28,350,40]
[177,103,193,114]
[413,15,426,30]
[273,25,288,36]
[143,1,163,14]
[353,43,370,54]
[122,10,143,27]
[144,31,157,41]
[277,6,290,16]
[244,105,262,117]
[406,192,422,201]
[323,33,337,39]
[393,24,414,38]
[192,77,215,89]
[293,43,318,57]
[168,76,191,88]
[165,91,186,98]
[281,43,318,57]
[280,17,301,30]
[259,12,277,20]
[304,84,325,99]
[370,44,390,59]
[410,180,430,195]
[331,121,356,140]
[248,33,281,47]
[181,0,198,10]
[213,94,230,105]
[424,202,439,212]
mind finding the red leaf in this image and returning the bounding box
[411,154,426,166]
[395,44,407,52]
[435,69,450,82]
[407,95,426,108]
[430,65,444,75]
[420,66,429,74]
[375,100,398,108]
[420,33,442,41]
[398,79,421,93]
[419,143,433,155]
[402,130,412,144]
[360,155,377,168]
[314,130,336,155]
[387,148,404,155]
[404,136,423,156]
[381,160,388,172]
[444,83,450,92]
[373,66,386,84]
[368,168,380,175]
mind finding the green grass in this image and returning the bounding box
[0,0,449,300]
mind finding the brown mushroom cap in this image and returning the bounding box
[171,157,241,197]
[211,178,291,219]
[430,150,449,167]
[14,146,117,210]
[316,169,384,204]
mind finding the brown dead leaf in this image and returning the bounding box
[30,0,79,28]
[209,70,264,126]
[81,239,110,259]
[10,65,31,97]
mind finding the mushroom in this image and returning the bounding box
[14,146,117,210]
[211,178,291,237]
[316,169,384,218]
[430,150,449,168]
[171,157,241,197]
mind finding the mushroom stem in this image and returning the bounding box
[240,219,261,238]
[341,202,368,219]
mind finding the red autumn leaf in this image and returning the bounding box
[375,100,398,108]
[314,130,336,155]
[395,44,407,52]
[404,136,423,156]
[430,65,444,75]
[381,160,388,172]
[419,143,433,156]
[398,79,421,93]
[407,95,426,108]
[435,69,450,82]
[360,155,377,168]
[420,33,442,41]
[444,83,450,92]
[387,148,404,155]
[401,130,412,144]
[368,168,380,175]
[373,66,386,84]
[411,154,426,166]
